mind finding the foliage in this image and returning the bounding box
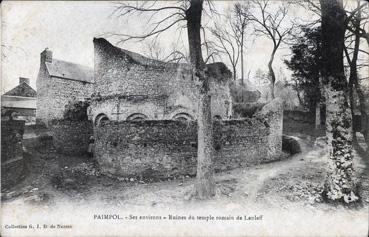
[254,68,270,85]
[275,81,301,110]
[1,107,16,119]
[233,102,265,118]
[63,99,90,121]
[284,26,322,112]
[229,81,261,103]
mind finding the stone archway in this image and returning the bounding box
[126,113,147,121]
[95,113,109,126]
[172,112,194,121]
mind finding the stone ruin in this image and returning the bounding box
[51,98,284,179]
[33,37,285,180]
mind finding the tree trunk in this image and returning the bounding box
[348,80,356,142]
[232,65,237,81]
[320,0,358,203]
[268,48,277,99]
[186,0,215,199]
[354,80,369,147]
[240,32,244,86]
[318,76,326,127]
[315,102,321,129]
[348,5,361,143]
[349,4,369,147]
[294,80,304,106]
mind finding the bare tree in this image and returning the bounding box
[210,20,240,81]
[113,0,216,199]
[234,2,249,85]
[209,2,249,83]
[320,0,358,203]
[302,0,369,45]
[241,0,293,99]
[344,0,369,146]
[345,0,369,45]
[200,27,220,64]
[142,39,165,61]
[142,39,189,63]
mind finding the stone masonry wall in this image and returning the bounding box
[50,120,93,155]
[1,120,26,189]
[89,96,167,123]
[94,114,282,179]
[36,62,50,125]
[47,77,93,121]
[94,38,194,98]
[92,38,232,122]
[256,98,284,158]
[36,63,93,126]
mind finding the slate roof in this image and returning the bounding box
[45,59,94,83]
[4,82,37,97]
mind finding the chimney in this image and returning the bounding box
[40,48,52,63]
[19,77,30,85]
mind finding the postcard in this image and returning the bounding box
[1,1,368,236]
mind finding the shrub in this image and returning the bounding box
[63,100,90,121]
[233,102,266,118]
[229,82,261,103]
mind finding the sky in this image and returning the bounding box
[1,0,365,94]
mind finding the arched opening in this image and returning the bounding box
[95,113,109,126]
[172,113,194,121]
[126,113,147,121]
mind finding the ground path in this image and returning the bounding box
[2,134,368,236]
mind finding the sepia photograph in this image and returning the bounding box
[1,0,369,236]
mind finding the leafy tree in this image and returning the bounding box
[284,26,322,112]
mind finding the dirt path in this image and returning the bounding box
[214,136,314,204]
[4,135,365,210]
[2,136,368,237]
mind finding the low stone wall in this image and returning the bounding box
[50,120,93,155]
[1,158,26,190]
[257,98,284,158]
[95,99,283,179]
[1,120,26,189]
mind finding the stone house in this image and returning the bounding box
[90,38,233,125]
[1,77,37,124]
[36,48,94,126]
